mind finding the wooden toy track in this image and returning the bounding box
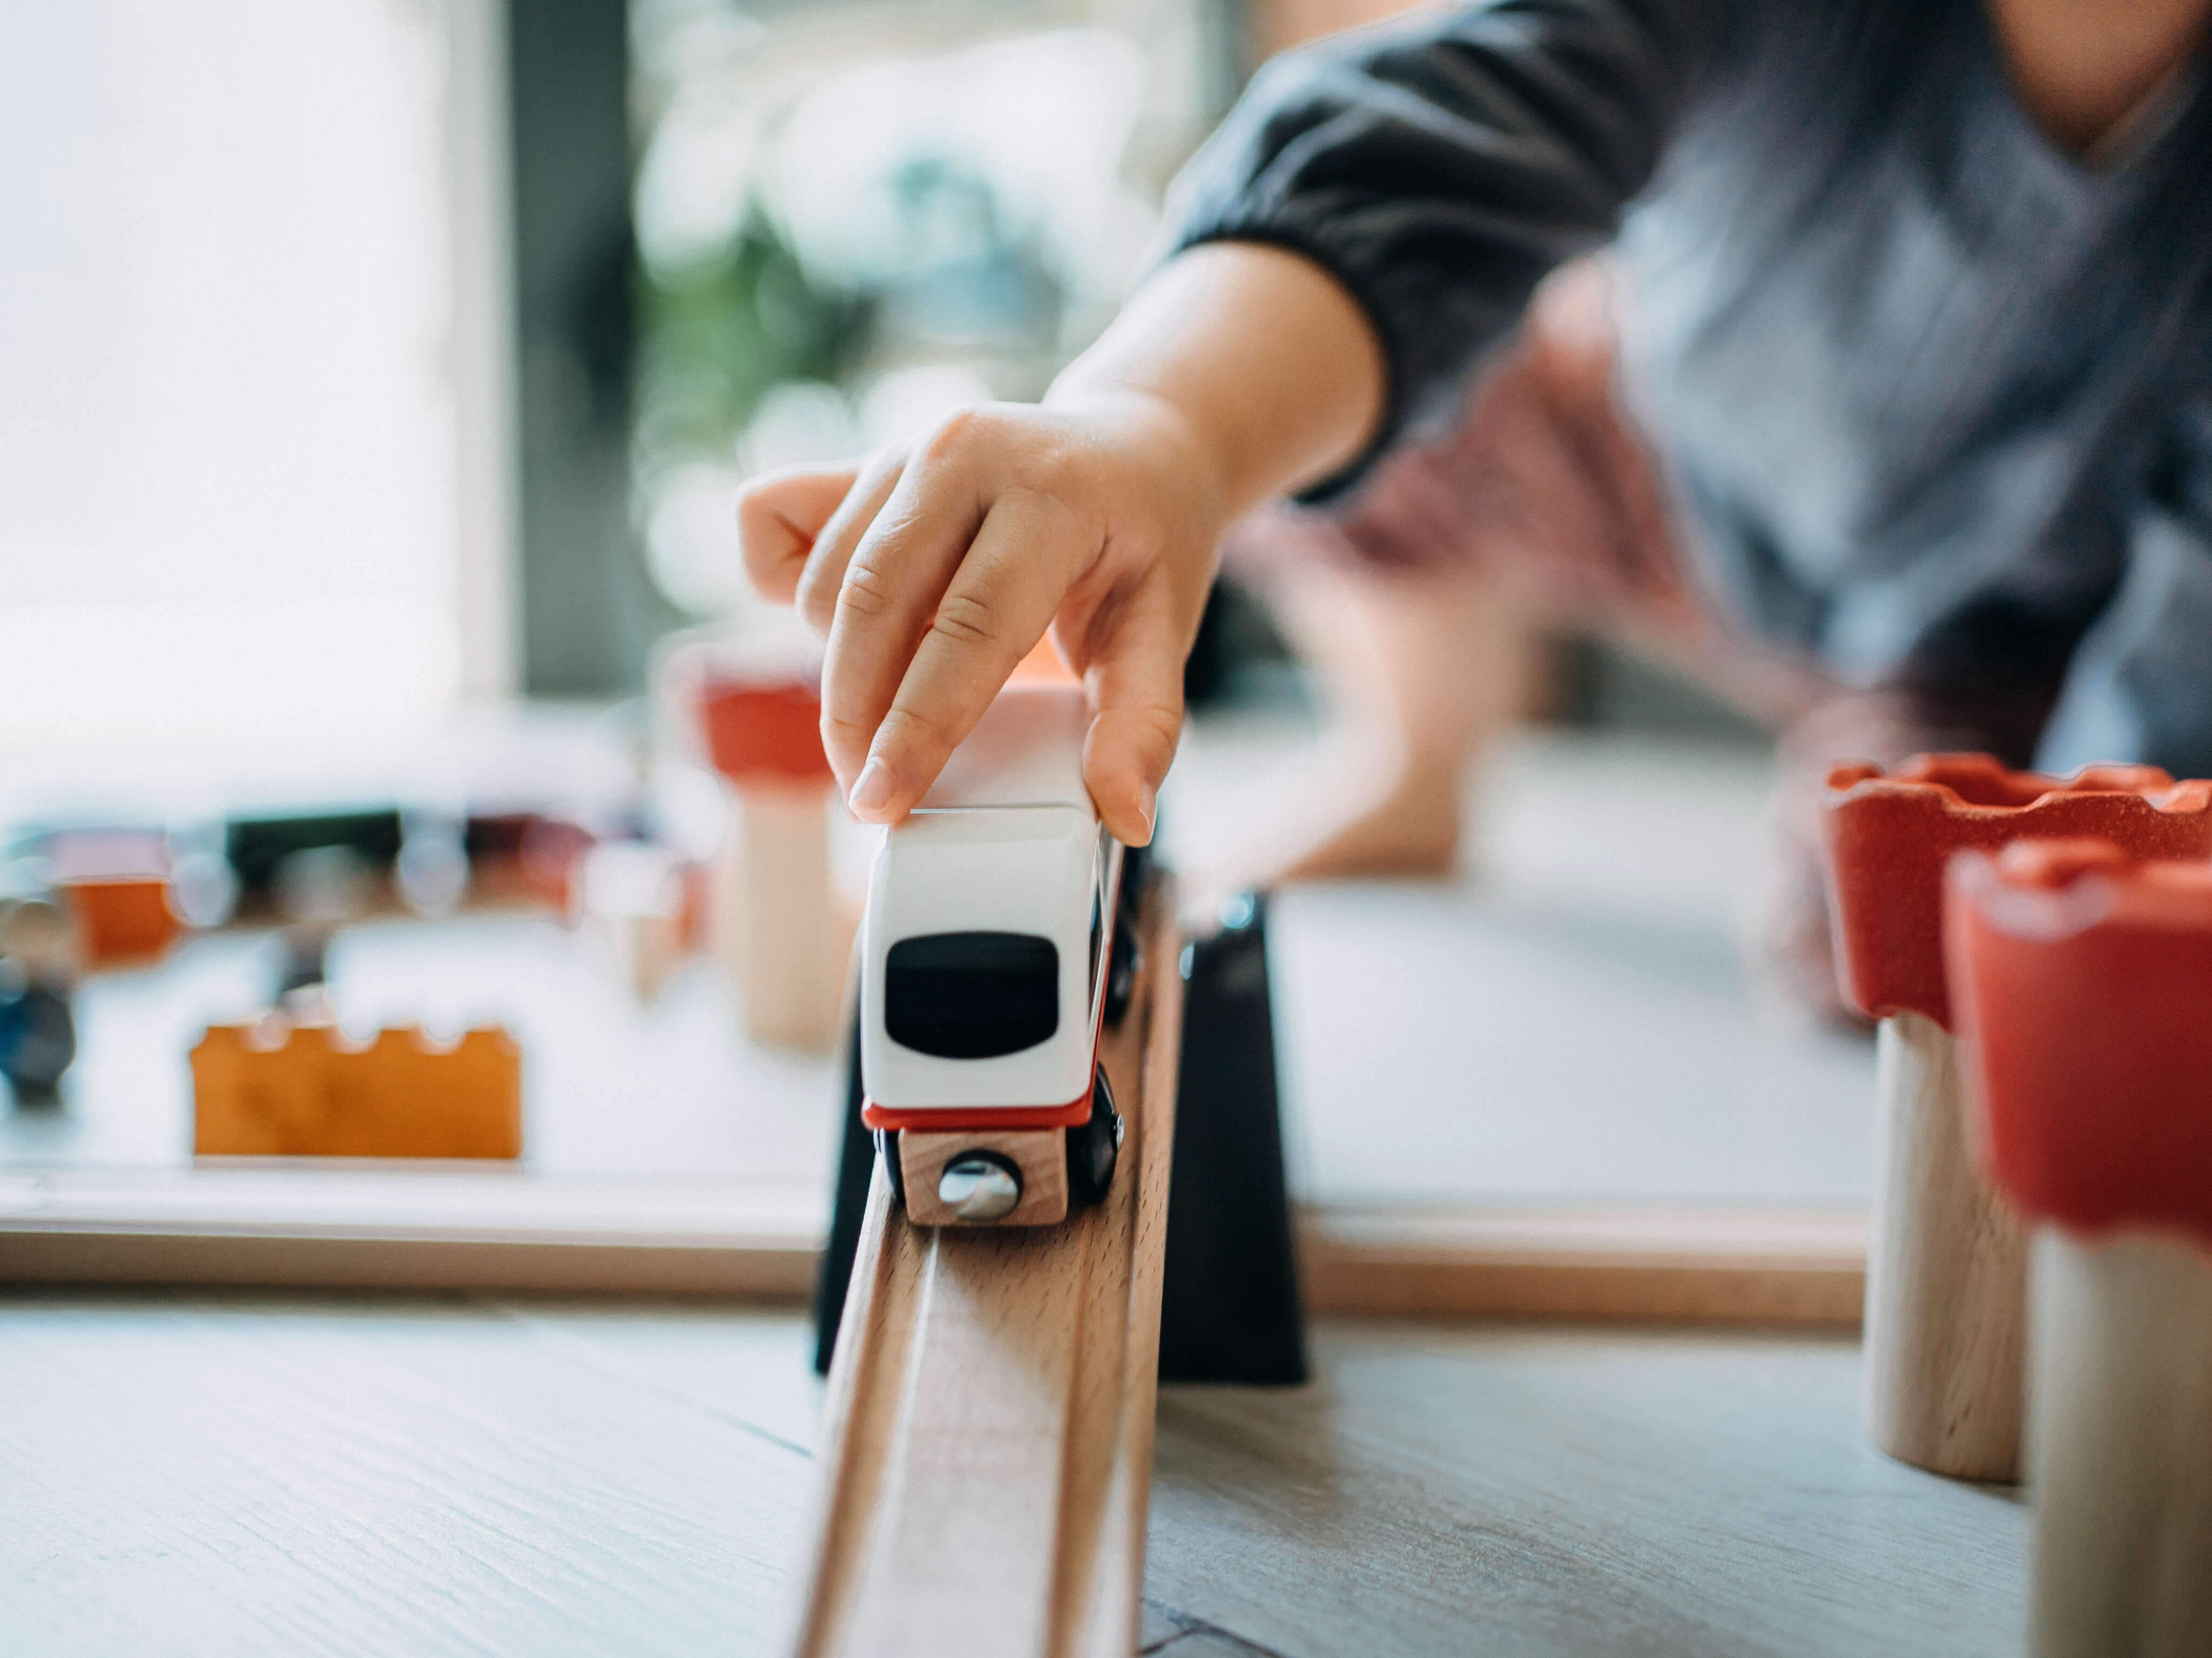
[784,877,1184,1658]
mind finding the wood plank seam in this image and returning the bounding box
[1139,1603,1291,1658]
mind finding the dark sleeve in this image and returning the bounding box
[2036,401,2212,780]
[1164,0,1732,501]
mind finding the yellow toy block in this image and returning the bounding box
[191,1020,522,1159]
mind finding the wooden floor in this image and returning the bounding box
[2,723,1986,1650]
[1,1290,2027,1656]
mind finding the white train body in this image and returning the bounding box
[859,683,1122,1128]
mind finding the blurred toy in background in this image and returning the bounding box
[224,809,403,921]
[182,800,566,1159]
[48,829,181,970]
[464,813,598,912]
[187,815,530,1158]
[575,838,707,1002]
[268,840,384,1014]
[191,1017,522,1160]
[0,825,186,975]
[395,801,471,916]
[0,896,79,1105]
[5,791,619,957]
[218,800,631,931]
[667,638,849,1051]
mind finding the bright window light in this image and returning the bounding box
[0,1,463,747]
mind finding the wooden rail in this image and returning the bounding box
[783,883,1184,1658]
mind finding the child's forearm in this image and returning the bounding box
[1048,241,1387,530]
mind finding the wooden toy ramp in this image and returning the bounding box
[784,878,1184,1658]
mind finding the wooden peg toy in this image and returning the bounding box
[1948,841,2212,1656]
[1823,755,2212,1479]
[859,680,1132,1229]
[692,668,847,1051]
[191,1019,522,1159]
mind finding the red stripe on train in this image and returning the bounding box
[860,1080,1094,1133]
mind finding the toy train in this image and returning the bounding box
[859,682,1143,1226]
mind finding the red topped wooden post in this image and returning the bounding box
[50,829,182,971]
[1949,842,2212,1657]
[691,666,847,1051]
[1823,756,2212,1478]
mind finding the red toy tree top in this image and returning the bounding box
[1822,755,2212,1028]
[1948,840,2212,1250]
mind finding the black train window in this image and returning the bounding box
[885,931,1060,1059]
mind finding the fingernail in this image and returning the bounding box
[848,759,893,817]
[1136,787,1157,839]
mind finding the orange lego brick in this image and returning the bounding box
[191,1021,522,1159]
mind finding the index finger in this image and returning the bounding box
[813,431,994,789]
[838,489,1095,821]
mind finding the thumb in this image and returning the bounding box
[1073,598,1188,847]
[737,463,861,604]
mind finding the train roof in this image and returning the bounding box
[914,683,1092,815]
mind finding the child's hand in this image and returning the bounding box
[738,242,1387,842]
[737,390,1226,846]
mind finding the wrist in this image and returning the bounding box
[1050,243,1382,519]
[1044,377,1237,542]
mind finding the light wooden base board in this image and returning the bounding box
[0,1168,821,1298]
[1302,1203,1866,1327]
[2,1168,1865,1327]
